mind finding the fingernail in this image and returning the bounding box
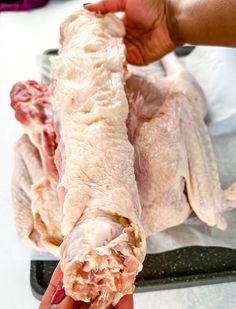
[51,281,66,305]
[83,3,91,7]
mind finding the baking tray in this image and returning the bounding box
[31,246,236,300]
[31,46,236,300]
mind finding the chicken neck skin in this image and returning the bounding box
[51,10,146,308]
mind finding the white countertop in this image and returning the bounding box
[1,1,236,308]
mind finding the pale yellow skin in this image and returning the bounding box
[12,134,63,256]
[51,10,145,308]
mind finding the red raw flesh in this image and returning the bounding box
[10,80,58,180]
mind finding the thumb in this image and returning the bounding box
[84,0,126,13]
[39,263,63,309]
[115,295,134,309]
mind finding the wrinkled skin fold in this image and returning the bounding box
[51,10,146,308]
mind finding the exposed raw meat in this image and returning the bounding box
[10,9,236,309]
[11,81,63,256]
[11,80,58,180]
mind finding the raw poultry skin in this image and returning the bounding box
[126,71,191,234]
[12,134,43,248]
[10,9,236,309]
[11,81,63,256]
[51,11,146,308]
[126,53,233,235]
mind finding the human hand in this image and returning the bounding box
[85,0,179,65]
[39,263,133,309]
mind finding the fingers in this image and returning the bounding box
[38,262,132,309]
[39,262,86,309]
[124,38,146,65]
[48,296,74,309]
[39,263,64,309]
[115,295,134,309]
[84,0,126,13]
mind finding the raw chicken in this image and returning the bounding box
[12,134,42,248]
[10,9,236,309]
[11,81,63,256]
[126,54,236,235]
[51,10,146,308]
[11,80,58,180]
[126,53,230,234]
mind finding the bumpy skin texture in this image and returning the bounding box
[51,10,146,308]
[126,53,232,234]
[126,75,192,234]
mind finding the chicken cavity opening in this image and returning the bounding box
[60,216,142,308]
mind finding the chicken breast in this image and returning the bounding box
[126,53,235,235]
